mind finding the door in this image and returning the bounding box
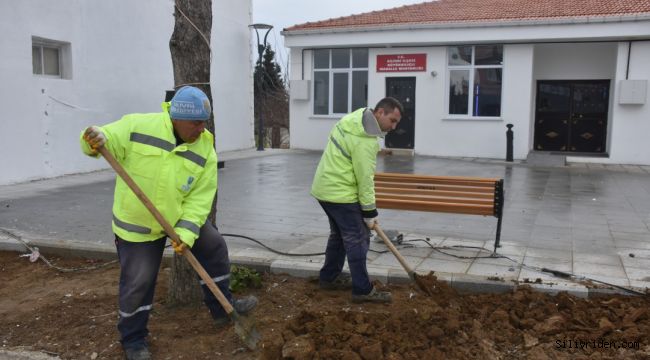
[385,77,415,149]
[534,80,609,153]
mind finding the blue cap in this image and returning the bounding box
[169,86,211,121]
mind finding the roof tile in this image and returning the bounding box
[285,0,650,31]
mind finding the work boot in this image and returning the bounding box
[319,273,353,290]
[124,346,151,360]
[351,287,392,304]
[214,295,258,328]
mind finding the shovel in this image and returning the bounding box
[98,147,260,350]
[373,223,433,295]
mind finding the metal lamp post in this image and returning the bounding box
[249,23,273,151]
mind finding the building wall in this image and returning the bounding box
[430,44,534,159]
[286,20,650,164]
[533,43,617,80]
[505,45,536,160]
[289,49,331,150]
[366,47,442,153]
[530,41,650,165]
[0,0,253,185]
[571,41,650,165]
[289,44,535,160]
[212,2,255,152]
[532,42,618,155]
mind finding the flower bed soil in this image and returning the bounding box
[1,251,649,360]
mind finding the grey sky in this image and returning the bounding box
[252,0,426,72]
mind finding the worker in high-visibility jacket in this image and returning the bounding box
[81,86,257,360]
[311,97,403,303]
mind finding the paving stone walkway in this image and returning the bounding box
[2,149,649,296]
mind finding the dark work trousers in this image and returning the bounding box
[318,201,373,296]
[115,222,232,350]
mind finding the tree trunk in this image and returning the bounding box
[167,0,214,307]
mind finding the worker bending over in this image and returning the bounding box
[81,86,257,360]
[311,97,403,303]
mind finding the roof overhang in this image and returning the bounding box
[282,14,650,48]
[283,13,650,36]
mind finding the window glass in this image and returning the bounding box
[351,71,368,110]
[32,38,69,79]
[312,48,369,115]
[333,73,349,113]
[447,45,503,117]
[313,71,329,114]
[352,48,368,68]
[475,45,503,65]
[473,68,502,116]
[32,46,42,74]
[43,47,60,75]
[331,49,350,68]
[314,49,329,69]
[448,46,472,66]
[449,70,469,115]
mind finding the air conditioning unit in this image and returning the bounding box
[290,80,310,101]
[619,80,647,105]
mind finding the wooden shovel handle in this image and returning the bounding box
[98,147,234,314]
[374,224,415,278]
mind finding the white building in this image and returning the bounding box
[283,0,650,165]
[0,0,254,185]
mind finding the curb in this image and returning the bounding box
[0,238,639,298]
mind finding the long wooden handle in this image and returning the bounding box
[374,224,415,278]
[98,147,234,314]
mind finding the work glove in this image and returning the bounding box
[172,240,188,255]
[364,217,378,230]
[83,126,106,153]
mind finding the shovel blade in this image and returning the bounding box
[231,310,261,350]
[414,271,439,296]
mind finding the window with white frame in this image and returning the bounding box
[447,45,503,117]
[313,48,368,115]
[32,37,70,78]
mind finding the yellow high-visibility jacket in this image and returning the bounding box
[80,107,217,247]
[311,108,382,217]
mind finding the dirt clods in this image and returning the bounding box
[2,251,650,359]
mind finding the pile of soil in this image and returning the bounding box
[1,250,649,359]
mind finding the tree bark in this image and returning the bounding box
[168,0,214,307]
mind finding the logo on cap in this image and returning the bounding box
[203,99,212,116]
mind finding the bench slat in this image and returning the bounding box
[375,180,495,194]
[376,198,494,216]
[375,186,494,199]
[377,193,494,206]
[376,172,500,185]
[376,177,496,187]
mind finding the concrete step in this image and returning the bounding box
[383,148,414,157]
[526,151,566,167]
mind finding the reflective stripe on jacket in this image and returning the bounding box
[80,108,217,247]
[311,108,382,213]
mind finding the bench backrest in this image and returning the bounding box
[374,172,504,217]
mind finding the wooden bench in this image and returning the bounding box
[374,172,505,252]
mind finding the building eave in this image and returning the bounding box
[282,13,650,37]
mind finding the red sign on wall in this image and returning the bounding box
[376,54,426,72]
